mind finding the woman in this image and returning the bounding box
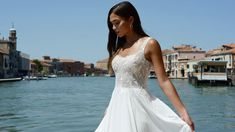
[95,1,194,132]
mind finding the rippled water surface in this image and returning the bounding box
[0,77,234,132]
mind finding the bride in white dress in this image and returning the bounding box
[95,1,194,132]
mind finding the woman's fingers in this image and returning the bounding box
[181,115,195,131]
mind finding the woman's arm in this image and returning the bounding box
[145,39,195,131]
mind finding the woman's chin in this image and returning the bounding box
[117,34,124,37]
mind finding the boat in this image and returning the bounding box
[148,74,157,79]
[148,71,157,79]
[23,76,47,80]
[105,74,115,77]
[48,74,57,78]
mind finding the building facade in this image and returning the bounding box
[0,48,9,78]
[0,27,30,79]
[162,45,206,78]
[39,56,85,76]
[206,44,235,75]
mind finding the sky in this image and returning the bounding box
[0,0,234,64]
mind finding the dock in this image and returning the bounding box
[188,60,231,86]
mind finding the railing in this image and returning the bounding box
[192,72,227,81]
[192,72,226,75]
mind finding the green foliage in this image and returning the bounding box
[33,59,43,73]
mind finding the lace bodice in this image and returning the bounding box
[112,37,152,89]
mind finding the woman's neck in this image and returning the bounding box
[125,33,141,46]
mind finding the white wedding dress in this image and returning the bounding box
[95,37,191,132]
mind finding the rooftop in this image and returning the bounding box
[96,58,108,63]
[59,59,76,63]
[172,44,203,52]
[222,43,235,49]
[206,43,235,56]
[162,49,175,55]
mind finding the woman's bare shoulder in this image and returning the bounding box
[144,37,162,61]
[145,38,161,54]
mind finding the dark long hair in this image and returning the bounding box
[107,1,148,74]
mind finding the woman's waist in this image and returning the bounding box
[115,82,147,88]
[112,86,153,99]
[115,85,147,89]
[113,86,149,94]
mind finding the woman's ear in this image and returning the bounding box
[129,16,134,25]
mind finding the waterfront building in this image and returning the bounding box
[84,63,96,76]
[40,56,85,76]
[41,56,54,74]
[162,49,175,77]
[59,59,84,76]
[95,58,108,71]
[162,44,206,78]
[51,58,63,75]
[29,60,37,76]
[206,44,235,74]
[96,58,116,76]
[187,58,228,85]
[41,61,52,75]
[0,27,30,79]
[85,63,94,69]
[205,44,235,85]
[0,48,9,78]
[18,52,30,76]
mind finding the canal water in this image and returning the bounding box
[0,77,234,132]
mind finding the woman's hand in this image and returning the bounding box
[180,111,195,132]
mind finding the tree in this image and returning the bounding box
[33,59,43,74]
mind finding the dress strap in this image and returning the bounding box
[141,37,152,51]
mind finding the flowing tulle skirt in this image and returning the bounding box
[95,87,191,132]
